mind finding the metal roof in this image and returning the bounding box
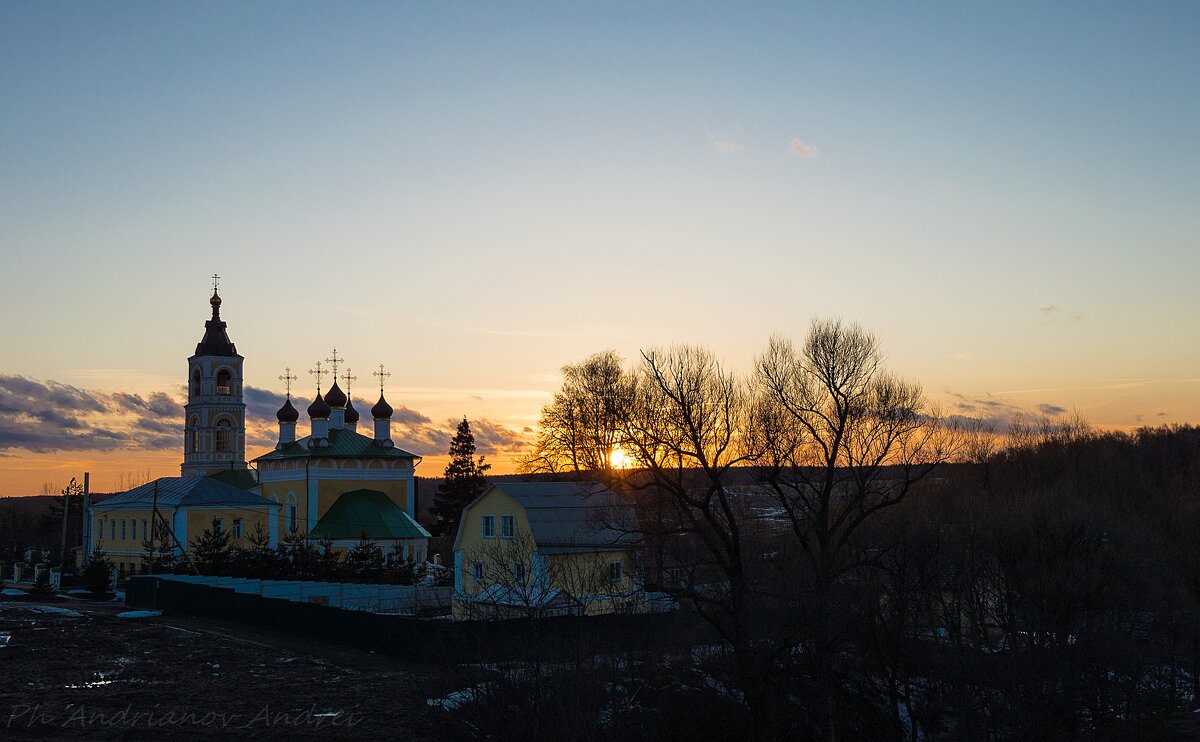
[487,482,639,549]
[91,476,277,511]
[253,427,420,462]
[309,489,431,541]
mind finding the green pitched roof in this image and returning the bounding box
[253,427,420,462]
[208,468,259,490]
[309,489,431,541]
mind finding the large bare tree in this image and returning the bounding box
[754,318,955,740]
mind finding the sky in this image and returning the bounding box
[1,2,1198,495]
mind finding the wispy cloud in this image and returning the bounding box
[709,133,744,154]
[789,139,818,158]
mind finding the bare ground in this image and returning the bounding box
[0,596,458,740]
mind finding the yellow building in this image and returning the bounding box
[90,476,278,576]
[452,482,642,619]
[86,282,429,573]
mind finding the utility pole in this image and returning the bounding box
[60,477,72,564]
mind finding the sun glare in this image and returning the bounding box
[609,447,633,470]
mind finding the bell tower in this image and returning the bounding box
[182,275,248,476]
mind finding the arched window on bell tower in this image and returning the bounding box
[191,368,201,397]
[216,368,232,396]
[215,418,233,452]
[189,416,200,452]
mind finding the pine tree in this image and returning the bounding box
[140,519,177,574]
[189,518,232,575]
[345,535,386,583]
[431,417,491,536]
[83,549,114,595]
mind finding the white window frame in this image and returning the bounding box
[511,562,525,585]
[141,519,148,542]
[213,518,224,534]
[609,560,623,582]
[232,518,243,539]
[481,515,495,539]
[500,515,515,539]
[120,520,127,540]
[472,561,484,582]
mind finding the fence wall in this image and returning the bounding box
[131,574,450,615]
[126,575,709,664]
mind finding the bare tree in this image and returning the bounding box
[519,350,632,478]
[754,318,957,740]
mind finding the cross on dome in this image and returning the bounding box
[308,361,326,391]
[325,348,343,377]
[373,364,391,395]
[279,367,297,398]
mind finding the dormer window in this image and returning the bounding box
[216,369,232,395]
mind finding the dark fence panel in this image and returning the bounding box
[126,576,712,663]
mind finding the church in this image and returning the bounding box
[89,281,430,575]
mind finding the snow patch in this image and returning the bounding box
[27,605,82,617]
[117,610,161,619]
[2,589,24,597]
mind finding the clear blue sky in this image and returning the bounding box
[1,2,1198,491]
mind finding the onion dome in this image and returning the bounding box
[323,380,348,408]
[276,397,299,423]
[371,394,393,419]
[210,289,222,309]
[344,398,360,424]
[307,391,331,419]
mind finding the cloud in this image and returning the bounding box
[0,376,536,462]
[789,139,818,158]
[1038,305,1059,315]
[944,390,1075,431]
[709,134,744,154]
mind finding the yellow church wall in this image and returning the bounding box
[186,507,272,547]
[316,478,410,519]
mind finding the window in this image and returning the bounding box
[287,505,297,532]
[472,561,484,582]
[191,369,201,396]
[500,515,515,539]
[120,520,127,540]
[110,520,115,540]
[213,518,224,534]
[190,418,201,453]
[609,561,623,582]
[216,369,232,395]
[481,515,495,538]
[511,562,525,585]
[216,424,232,452]
[232,519,243,539]
[141,520,148,542]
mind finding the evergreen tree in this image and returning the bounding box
[139,519,177,574]
[345,535,386,583]
[189,518,232,575]
[83,550,114,595]
[231,522,277,578]
[431,417,491,536]
[315,536,343,581]
[277,530,320,580]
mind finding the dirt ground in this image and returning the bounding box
[0,595,458,740]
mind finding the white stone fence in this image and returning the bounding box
[151,574,451,615]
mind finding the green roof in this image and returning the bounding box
[309,489,431,541]
[253,427,420,462]
[208,468,259,490]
